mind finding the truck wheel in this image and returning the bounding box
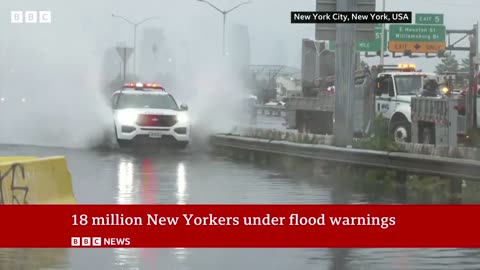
[391,120,411,143]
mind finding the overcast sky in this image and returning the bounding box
[0,0,479,147]
[1,0,479,71]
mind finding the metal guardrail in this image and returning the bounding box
[256,105,286,117]
[211,134,480,180]
[285,95,335,112]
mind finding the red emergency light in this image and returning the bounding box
[123,83,136,88]
[143,83,164,90]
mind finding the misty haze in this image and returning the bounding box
[1,0,307,148]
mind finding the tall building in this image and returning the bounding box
[101,46,123,92]
[228,24,251,81]
[273,40,288,66]
[137,28,174,86]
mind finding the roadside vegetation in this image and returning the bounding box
[229,115,401,152]
[228,127,334,145]
[226,114,480,161]
[352,115,402,152]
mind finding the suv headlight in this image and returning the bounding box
[116,110,138,126]
[177,112,189,124]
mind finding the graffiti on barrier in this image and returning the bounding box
[0,163,29,204]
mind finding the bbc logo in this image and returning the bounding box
[11,11,52,24]
[71,237,102,247]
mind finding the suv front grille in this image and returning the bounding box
[136,114,177,127]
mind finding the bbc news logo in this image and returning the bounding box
[11,11,52,24]
[71,237,131,247]
[71,237,102,247]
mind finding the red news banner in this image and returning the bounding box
[1,205,479,248]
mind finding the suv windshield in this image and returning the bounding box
[116,93,179,110]
[394,75,423,96]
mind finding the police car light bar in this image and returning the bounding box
[123,83,136,88]
[398,64,416,69]
[123,82,164,90]
[143,83,164,89]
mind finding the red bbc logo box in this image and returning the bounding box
[71,237,102,247]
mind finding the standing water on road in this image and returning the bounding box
[0,145,478,270]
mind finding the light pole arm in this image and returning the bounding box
[112,14,135,25]
[225,1,251,14]
[198,0,224,14]
[136,16,162,26]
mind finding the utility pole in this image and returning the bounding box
[467,23,478,131]
[334,0,356,147]
[197,0,251,56]
[379,0,385,65]
[475,22,478,130]
[112,14,161,77]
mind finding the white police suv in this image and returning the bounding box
[112,82,190,148]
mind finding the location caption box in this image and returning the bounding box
[291,12,411,24]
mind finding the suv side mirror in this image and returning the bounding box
[180,104,188,111]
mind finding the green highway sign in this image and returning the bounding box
[388,24,446,53]
[329,25,387,52]
[415,13,444,25]
[389,24,446,42]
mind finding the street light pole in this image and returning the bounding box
[112,14,161,77]
[223,13,226,55]
[197,0,251,56]
[132,24,137,77]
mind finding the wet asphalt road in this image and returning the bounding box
[0,116,479,269]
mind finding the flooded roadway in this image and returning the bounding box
[0,142,479,270]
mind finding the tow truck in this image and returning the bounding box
[288,40,446,142]
[111,82,191,148]
[287,39,480,146]
[371,63,442,142]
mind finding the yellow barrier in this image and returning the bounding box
[0,156,77,204]
[0,157,37,163]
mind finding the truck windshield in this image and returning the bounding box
[116,93,179,110]
[395,75,423,96]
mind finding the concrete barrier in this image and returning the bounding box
[0,156,77,204]
[211,134,480,180]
